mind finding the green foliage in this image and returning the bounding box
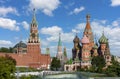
[91,56,106,73]
[106,56,120,77]
[50,57,61,71]
[63,49,67,57]
[17,67,40,72]
[0,55,16,79]
[66,58,73,64]
[0,47,13,53]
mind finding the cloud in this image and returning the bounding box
[69,6,85,15]
[0,6,19,16]
[41,39,49,47]
[0,40,13,47]
[0,17,20,31]
[0,40,12,45]
[29,0,60,16]
[111,0,120,6]
[112,18,120,27]
[40,26,62,35]
[64,2,75,9]
[46,32,74,43]
[61,33,74,43]
[40,26,75,43]
[22,21,29,30]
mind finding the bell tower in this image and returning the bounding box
[27,9,41,55]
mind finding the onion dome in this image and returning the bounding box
[99,33,108,44]
[81,35,90,44]
[73,35,80,43]
[14,41,27,48]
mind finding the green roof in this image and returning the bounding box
[46,48,50,54]
[63,47,67,57]
[14,41,27,48]
[99,33,108,44]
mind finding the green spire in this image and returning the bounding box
[46,47,50,54]
[63,47,67,57]
[58,33,62,46]
[31,8,37,26]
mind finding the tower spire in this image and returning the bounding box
[27,9,41,55]
[58,33,62,46]
[84,14,94,48]
[56,33,63,61]
[102,27,104,36]
[86,14,90,22]
[31,8,37,26]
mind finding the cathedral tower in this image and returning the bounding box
[27,9,41,55]
[105,40,111,66]
[84,15,94,49]
[72,34,81,61]
[81,35,91,68]
[99,32,108,55]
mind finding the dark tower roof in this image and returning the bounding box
[14,41,27,48]
[73,34,80,43]
[85,14,91,30]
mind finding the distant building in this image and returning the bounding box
[0,9,51,69]
[56,33,63,61]
[56,33,68,70]
[13,41,27,54]
[64,15,111,71]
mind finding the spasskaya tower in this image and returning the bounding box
[27,9,41,55]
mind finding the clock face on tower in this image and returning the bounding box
[32,33,35,38]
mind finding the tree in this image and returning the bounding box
[66,58,73,64]
[50,57,61,71]
[106,56,120,77]
[0,47,13,53]
[91,56,106,72]
[0,55,16,79]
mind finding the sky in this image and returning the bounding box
[0,0,120,58]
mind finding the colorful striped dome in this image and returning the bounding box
[99,33,108,44]
[81,35,90,44]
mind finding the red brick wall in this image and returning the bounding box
[0,52,51,69]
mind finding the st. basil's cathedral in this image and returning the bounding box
[64,15,111,71]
